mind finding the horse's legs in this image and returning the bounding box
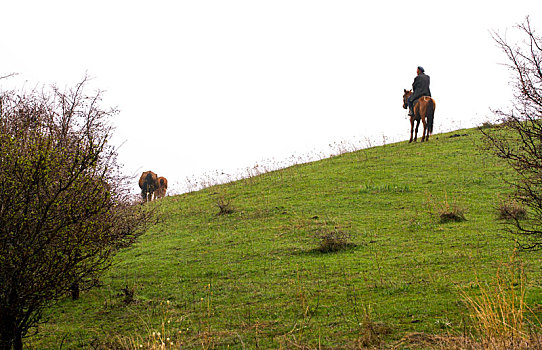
[414,119,420,142]
[409,117,414,143]
[421,118,427,142]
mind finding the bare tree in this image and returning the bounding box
[0,78,151,350]
[482,17,542,249]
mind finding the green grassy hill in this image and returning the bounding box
[28,128,542,349]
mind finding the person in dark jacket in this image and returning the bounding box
[408,66,431,117]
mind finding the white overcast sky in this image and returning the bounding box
[1,1,540,193]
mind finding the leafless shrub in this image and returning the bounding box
[214,192,235,215]
[482,17,542,249]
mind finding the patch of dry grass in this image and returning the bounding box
[497,197,527,220]
[460,254,542,350]
[427,192,467,223]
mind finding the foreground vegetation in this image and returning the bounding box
[27,128,542,349]
[0,79,150,350]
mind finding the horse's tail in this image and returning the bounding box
[426,98,435,134]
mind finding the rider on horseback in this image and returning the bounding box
[408,66,431,117]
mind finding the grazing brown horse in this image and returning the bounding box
[138,171,159,202]
[403,89,436,142]
[154,176,168,199]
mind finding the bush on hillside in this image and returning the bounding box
[214,192,235,215]
[482,17,542,249]
[0,77,151,350]
[315,225,353,253]
[479,121,497,130]
[497,198,527,221]
[439,209,467,223]
[426,193,467,223]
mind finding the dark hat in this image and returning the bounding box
[417,66,425,73]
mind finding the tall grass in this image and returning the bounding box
[105,298,220,350]
[461,253,542,349]
[395,254,542,350]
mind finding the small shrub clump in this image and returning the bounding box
[355,304,391,348]
[427,193,467,223]
[439,207,466,223]
[497,198,527,221]
[119,285,137,305]
[316,227,352,253]
[215,193,235,215]
[479,121,497,129]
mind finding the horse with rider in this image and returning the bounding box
[403,66,436,142]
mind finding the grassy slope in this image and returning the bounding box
[29,128,542,349]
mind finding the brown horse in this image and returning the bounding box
[402,89,436,142]
[154,176,168,199]
[138,171,159,202]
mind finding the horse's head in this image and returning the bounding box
[403,89,412,109]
